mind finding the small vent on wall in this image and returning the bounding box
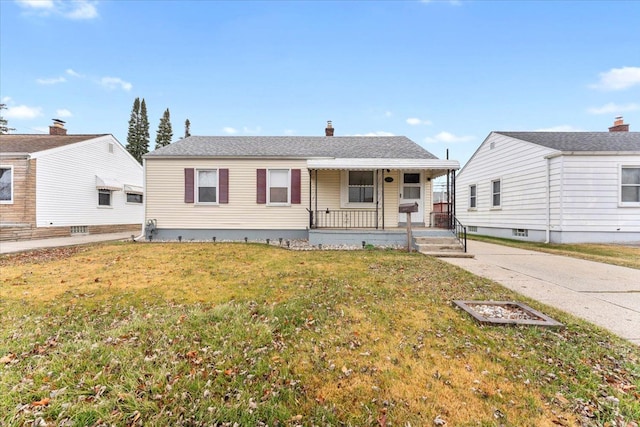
[71,226,88,234]
[490,141,496,150]
[108,143,114,153]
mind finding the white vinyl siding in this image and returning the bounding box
[455,132,557,229]
[456,132,640,242]
[33,135,143,227]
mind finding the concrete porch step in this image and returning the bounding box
[413,235,474,258]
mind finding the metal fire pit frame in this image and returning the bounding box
[453,300,564,328]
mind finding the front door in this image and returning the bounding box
[399,172,423,224]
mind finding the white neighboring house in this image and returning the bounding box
[455,119,640,244]
[0,121,144,241]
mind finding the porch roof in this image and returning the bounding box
[306,158,460,175]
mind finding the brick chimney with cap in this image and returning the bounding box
[325,120,334,137]
[49,119,68,135]
[608,116,629,132]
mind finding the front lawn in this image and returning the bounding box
[1,243,638,426]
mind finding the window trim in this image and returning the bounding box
[196,168,219,205]
[267,168,291,206]
[619,164,640,207]
[341,170,376,208]
[491,178,502,209]
[0,165,14,204]
[98,189,112,207]
[468,184,477,210]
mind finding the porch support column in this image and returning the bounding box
[381,169,385,230]
[375,169,379,229]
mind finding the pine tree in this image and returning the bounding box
[0,104,15,134]
[126,97,150,164]
[155,108,173,149]
[184,119,191,138]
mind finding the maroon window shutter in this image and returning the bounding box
[291,169,301,204]
[219,168,229,204]
[184,168,194,203]
[256,169,266,204]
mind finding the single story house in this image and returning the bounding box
[455,118,640,244]
[0,120,144,241]
[143,122,460,245]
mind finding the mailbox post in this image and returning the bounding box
[399,202,419,252]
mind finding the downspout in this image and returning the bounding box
[545,157,550,243]
[308,169,313,228]
[375,169,379,229]
[135,158,147,241]
[314,169,318,225]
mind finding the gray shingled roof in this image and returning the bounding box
[144,136,438,159]
[0,134,107,153]
[496,131,640,152]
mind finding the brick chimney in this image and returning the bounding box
[49,119,67,135]
[608,116,629,132]
[325,120,334,137]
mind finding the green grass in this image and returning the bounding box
[468,234,640,270]
[1,242,639,426]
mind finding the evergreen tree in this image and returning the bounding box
[184,119,191,138]
[126,97,150,164]
[0,104,15,134]
[155,108,173,149]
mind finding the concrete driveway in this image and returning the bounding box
[440,240,640,346]
[0,232,135,255]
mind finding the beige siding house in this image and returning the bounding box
[143,123,459,245]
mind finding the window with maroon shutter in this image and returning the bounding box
[184,168,194,203]
[257,169,266,204]
[291,169,301,204]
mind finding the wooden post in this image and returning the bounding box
[407,212,413,252]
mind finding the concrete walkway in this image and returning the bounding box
[440,240,640,346]
[0,232,136,254]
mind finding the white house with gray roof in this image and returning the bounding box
[143,122,460,245]
[455,119,640,244]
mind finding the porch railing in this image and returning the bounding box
[431,212,467,253]
[311,209,378,229]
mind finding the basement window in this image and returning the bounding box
[71,226,88,234]
[468,226,478,232]
[512,229,528,237]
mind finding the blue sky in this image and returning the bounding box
[1,0,639,166]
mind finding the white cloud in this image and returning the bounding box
[55,108,72,118]
[351,131,395,137]
[16,0,99,20]
[66,1,98,19]
[223,127,238,134]
[587,102,639,115]
[535,125,582,132]
[2,96,13,103]
[406,117,432,126]
[283,129,296,135]
[384,111,393,117]
[100,76,132,91]
[5,104,43,119]
[66,68,82,77]
[424,131,473,144]
[36,76,66,85]
[16,0,54,9]
[590,66,640,91]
